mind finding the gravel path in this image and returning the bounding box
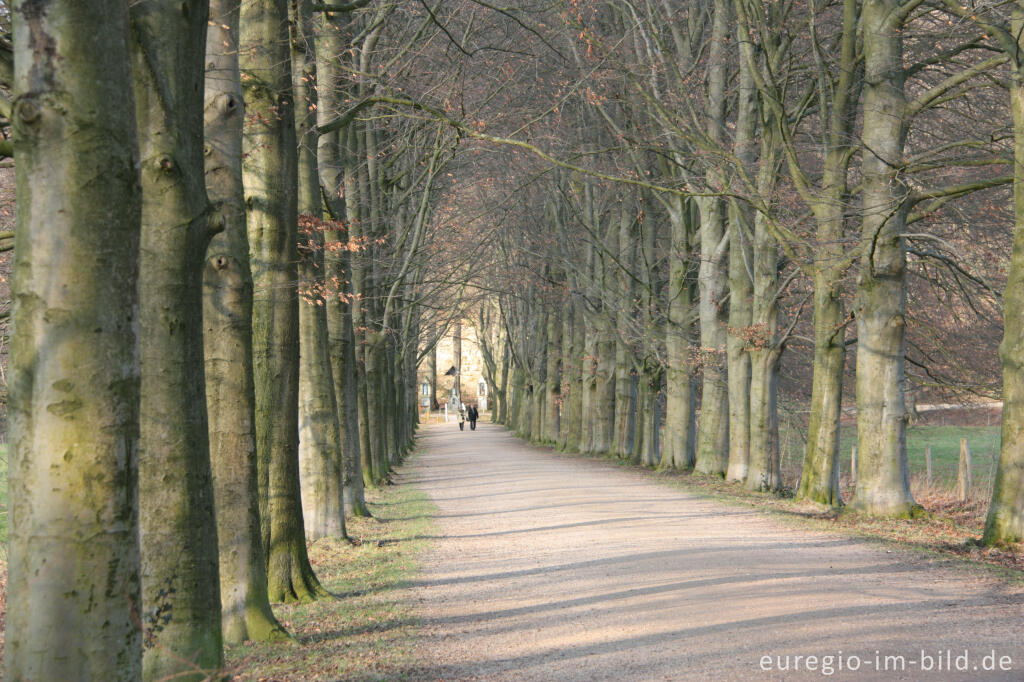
[402,422,1023,680]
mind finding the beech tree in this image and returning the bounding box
[293,0,347,542]
[6,2,142,678]
[129,0,223,675]
[315,4,370,518]
[930,0,1024,543]
[204,0,289,643]
[240,0,328,603]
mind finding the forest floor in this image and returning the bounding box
[400,422,1024,681]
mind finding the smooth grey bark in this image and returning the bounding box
[593,320,617,455]
[7,2,142,677]
[313,14,370,515]
[241,0,329,601]
[849,0,918,517]
[694,0,732,476]
[531,312,548,442]
[545,307,562,443]
[663,198,697,469]
[795,0,859,507]
[985,4,1024,544]
[293,0,347,541]
[580,330,598,453]
[561,302,584,452]
[203,0,289,644]
[745,140,783,493]
[613,205,636,458]
[429,345,439,409]
[725,38,756,483]
[343,111,379,485]
[130,2,224,677]
[497,330,510,423]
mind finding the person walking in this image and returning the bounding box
[458,402,466,431]
[468,404,479,430]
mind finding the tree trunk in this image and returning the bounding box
[694,0,732,477]
[561,303,584,451]
[745,128,782,493]
[545,308,562,443]
[725,224,753,481]
[580,323,596,452]
[613,207,635,458]
[129,3,224,677]
[695,195,730,477]
[365,333,389,480]
[663,199,696,469]
[203,0,289,645]
[317,97,370,513]
[795,0,859,507]
[529,309,548,442]
[637,367,662,466]
[497,330,510,423]
[7,3,142,677]
[796,271,845,504]
[985,8,1024,544]
[293,0,346,540]
[593,322,617,455]
[850,0,918,517]
[241,0,330,600]
[725,42,756,483]
[509,365,526,433]
[429,345,439,409]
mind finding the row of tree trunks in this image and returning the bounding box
[204,0,289,646]
[293,0,347,542]
[7,1,425,675]
[241,0,329,606]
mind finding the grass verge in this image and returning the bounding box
[226,481,435,681]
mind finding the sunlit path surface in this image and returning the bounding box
[400,423,1023,681]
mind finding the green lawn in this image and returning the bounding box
[775,421,1000,493]
[836,425,1000,488]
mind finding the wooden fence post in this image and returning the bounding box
[957,437,972,502]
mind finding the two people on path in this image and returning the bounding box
[458,403,479,431]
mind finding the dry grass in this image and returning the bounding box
[225,482,435,680]
[659,468,1024,576]
[0,478,433,680]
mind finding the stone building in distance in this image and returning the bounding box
[421,321,489,412]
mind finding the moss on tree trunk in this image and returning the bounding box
[203,0,289,645]
[130,2,224,677]
[7,3,142,678]
[241,0,329,602]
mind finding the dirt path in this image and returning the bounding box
[401,423,1023,680]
